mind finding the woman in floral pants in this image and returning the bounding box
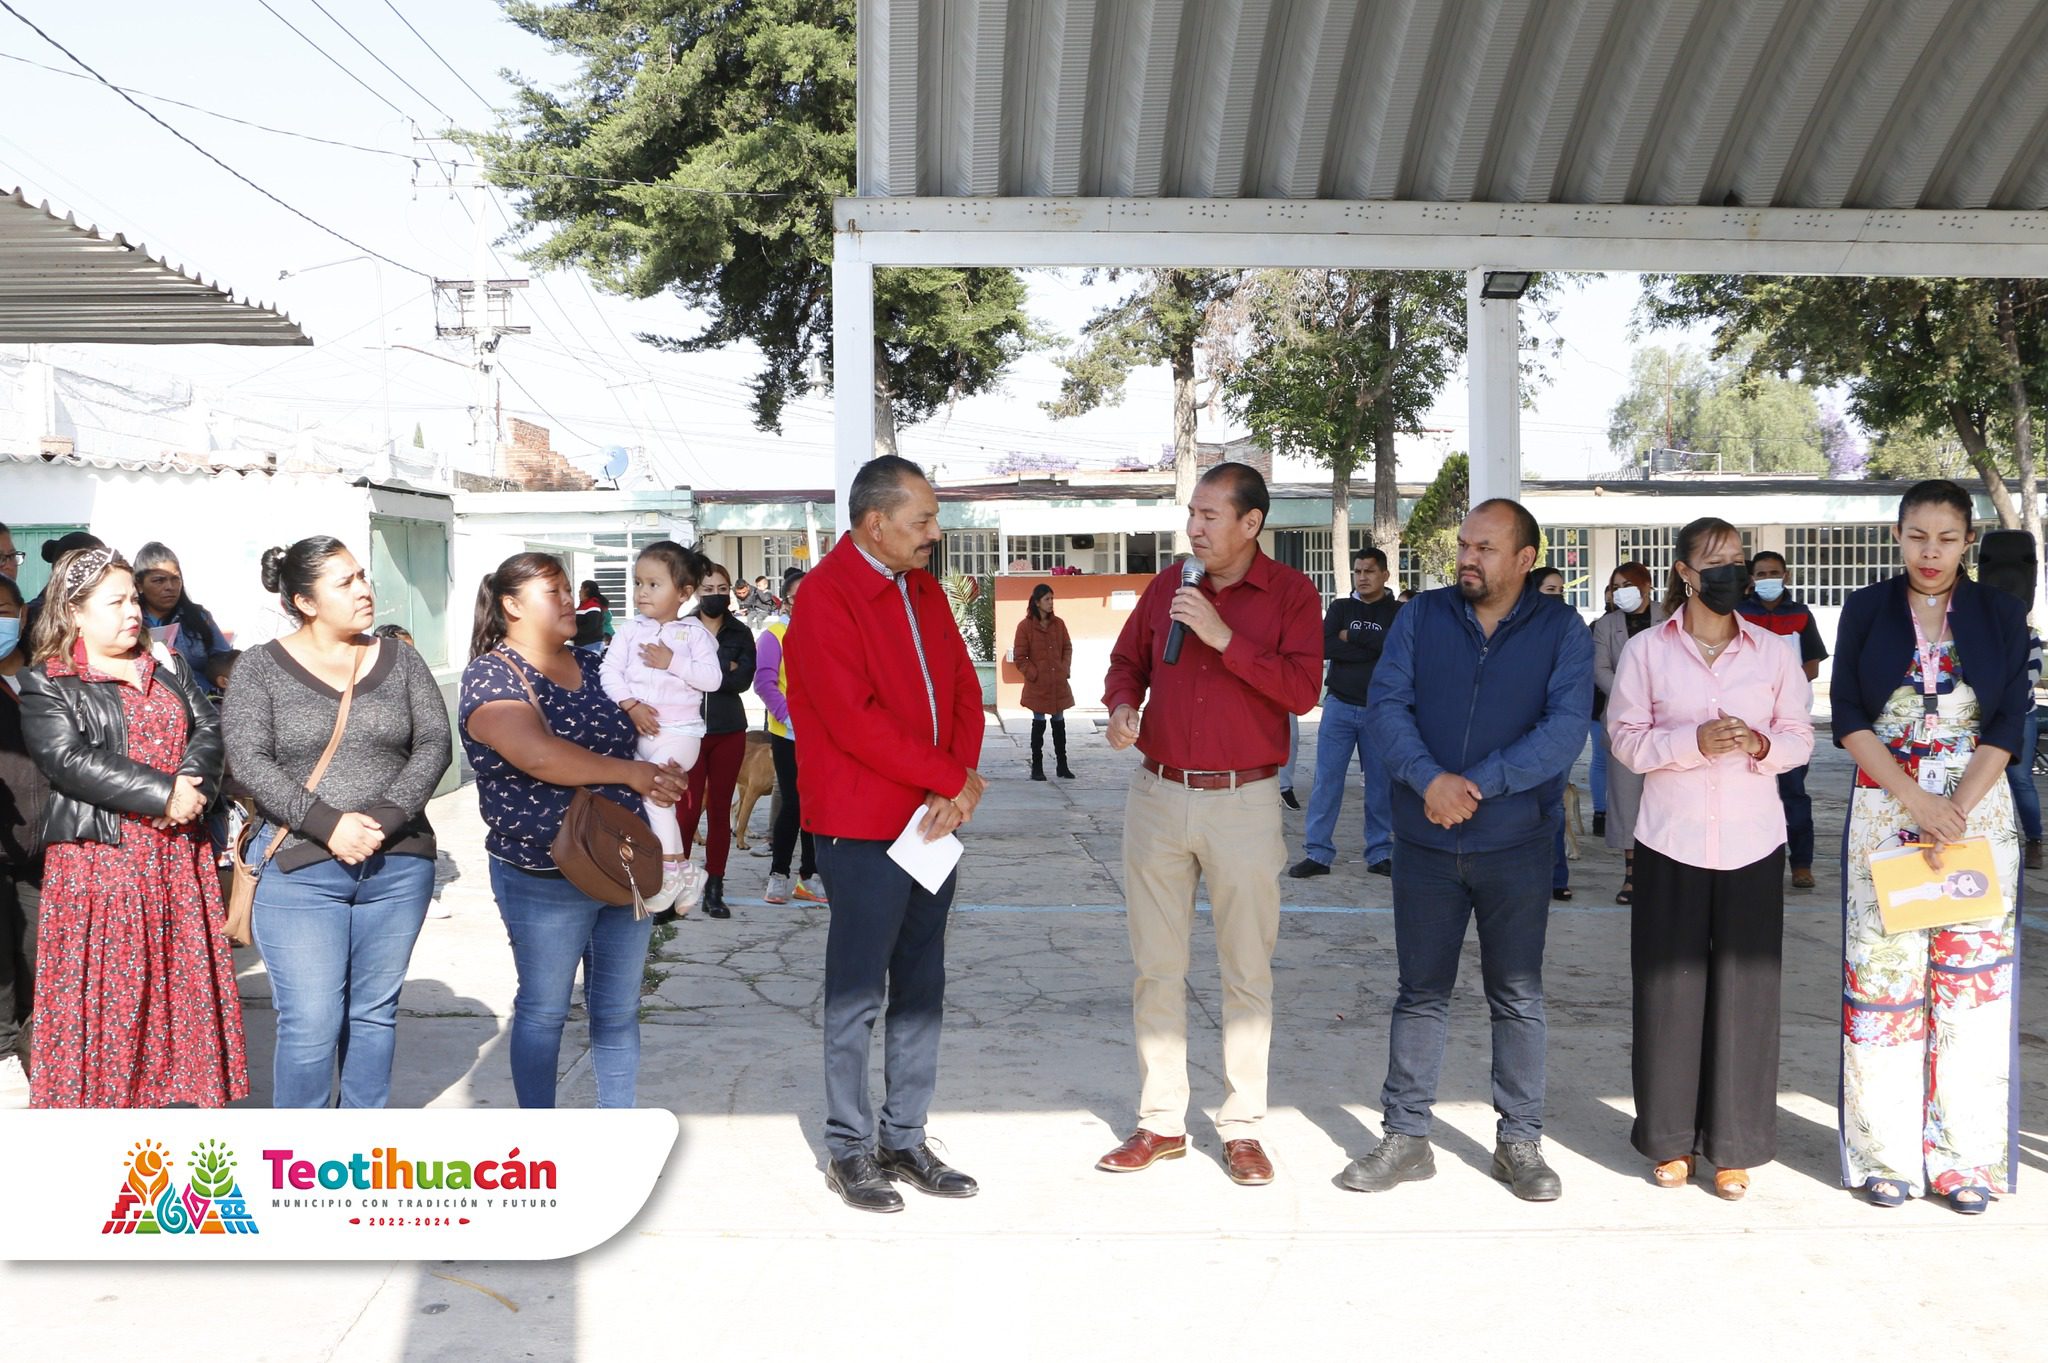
[1831,480,2028,1214]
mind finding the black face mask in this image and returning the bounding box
[1692,564,1750,616]
[699,594,730,617]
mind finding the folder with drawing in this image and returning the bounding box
[1867,837,2004,935]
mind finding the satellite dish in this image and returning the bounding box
[601,446,631,480]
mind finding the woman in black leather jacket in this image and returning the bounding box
[16,547,248,1108]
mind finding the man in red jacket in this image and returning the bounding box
[1096,463,1324,1186]
[785,455,989,1213]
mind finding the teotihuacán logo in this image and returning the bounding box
[103,1138,260,1236]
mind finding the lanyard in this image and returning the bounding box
[1910,594,1952,739]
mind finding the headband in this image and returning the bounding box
[61,547,117,596]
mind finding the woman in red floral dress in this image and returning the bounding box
[16,547,247,1107]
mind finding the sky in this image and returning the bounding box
[0,0,1716,490]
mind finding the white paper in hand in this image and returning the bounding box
[888,806,964,895]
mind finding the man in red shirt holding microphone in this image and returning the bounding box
[785,455,989,1213]
[1097,463,1324,1185]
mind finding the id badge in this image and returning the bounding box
[1917,756,1949,795]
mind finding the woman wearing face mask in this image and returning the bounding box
[1832,480,2028,1214]
[1606,518,1814,1199]
[1592,562,1661,904]
[679,564,756,920]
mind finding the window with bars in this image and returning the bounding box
[1617,526,1756,594]
[1783,524,1894,607]
[761,532,834,585]
[1010,534,1065,571]
[588,530,676,613]
[935,529,999,580]
[1282,528,1426,600]
[1542,527,1595,611]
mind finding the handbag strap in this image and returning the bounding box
[259,639,367,867]
[494,645,550,721]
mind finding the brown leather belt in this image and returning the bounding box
[1142,758,1280,790]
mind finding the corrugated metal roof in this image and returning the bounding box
[858,0,2048,211]
[0,188,308,345]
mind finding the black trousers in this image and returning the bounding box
[0,861,41,1059]
[768,734,816,879]
[1630,841,1785,1168]
[817,835,954,1158]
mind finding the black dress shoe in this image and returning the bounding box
[1367,860,1393,877]
[1288,857,1331,879]
[702,874,731,919]
[826,1152,906,1213]
[876,1141,979,1198]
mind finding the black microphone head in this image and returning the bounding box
[1178,556,1207,587]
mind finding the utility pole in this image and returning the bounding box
[415,137,529,480]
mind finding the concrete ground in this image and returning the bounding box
[6,713,2047,1361]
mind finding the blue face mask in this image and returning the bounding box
[1753,578,1786,603]
[0,617,18,656]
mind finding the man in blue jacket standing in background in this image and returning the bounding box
[1340,498,1594,1202]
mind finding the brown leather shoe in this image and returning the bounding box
[1790,867,1816,890]
[1096,1129,1186,1173]
[1223,1139,1274,1186]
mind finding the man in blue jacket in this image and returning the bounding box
[1340,498,1594,1202]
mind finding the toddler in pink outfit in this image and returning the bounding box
[601,542,722,914]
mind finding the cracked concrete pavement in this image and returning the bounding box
[7,712,2046,1361]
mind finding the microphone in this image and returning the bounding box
[1163,557,1207,665]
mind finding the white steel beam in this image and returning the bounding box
[833,196,2048,276]
[831,253,876,535]
[1466,268,1521,511]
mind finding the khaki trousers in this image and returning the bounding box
[1120,766,1286,1139]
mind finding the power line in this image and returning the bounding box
[496,360,614,451]
[302,0,452,123]
[251,0,407,120]
[380,0,495,112]
[0,50,789,194]
[0,2,432,276]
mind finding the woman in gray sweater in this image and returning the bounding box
[224,537,451,1107]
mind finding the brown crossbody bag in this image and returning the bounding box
[493,647,662,914]
[224,642,363,946]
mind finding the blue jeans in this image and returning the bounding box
[1380,834,1553,1143]
[1588,719,1608,815]
[1281,714,1298,793]
[2006,707,2042,842]
[1305,695,1392,866]
[1777,764,1816,869]
[251,849,435,1108]
[490,859,653,1109]
[1552,823,1570,891]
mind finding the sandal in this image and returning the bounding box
[1861,1177,1909,1208]
[1615,879,1633,906]
[1652,1157,1693,1188]
[1552,887,1573,902]
[1714,1168,1750,1201]
[1944,1185,1994,1216]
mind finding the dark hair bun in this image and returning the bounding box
[259,546,288,595]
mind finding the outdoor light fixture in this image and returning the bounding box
[1480,271,1534,300]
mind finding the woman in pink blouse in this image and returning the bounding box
[1607,517,1814,1200]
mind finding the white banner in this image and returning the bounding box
[0,1109,677,1261]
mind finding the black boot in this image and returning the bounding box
[701,873,730,919]
[1030,714,1047,781]
[1052,715,1074,779]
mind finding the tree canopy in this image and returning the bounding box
[1639,275,2047,537]
[1605,342,1826,474]
[469,0,1037,441]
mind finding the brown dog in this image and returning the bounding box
[730,731,776,850]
